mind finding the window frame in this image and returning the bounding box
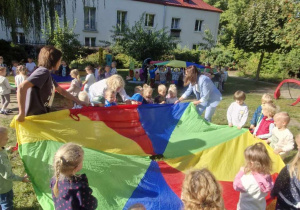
[145,13,155,27]
[194,19,203,32]
[171,18,180,29]
[84,7,96,31]
[85,37,96,47]
[117,10,127,32]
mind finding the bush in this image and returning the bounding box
[172,48,201,63]
[0,40,28,66]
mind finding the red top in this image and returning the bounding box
[256,117,274,137]
[133,0,223,13]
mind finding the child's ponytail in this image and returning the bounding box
[53,158,62,198]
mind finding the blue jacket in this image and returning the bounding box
[250,105,264,126]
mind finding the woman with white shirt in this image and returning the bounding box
[175,65,222,122]
[89,74,131,105]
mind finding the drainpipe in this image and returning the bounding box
[163,5,166,28]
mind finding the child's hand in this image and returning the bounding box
[240,167,245,172]
[237,126,242,129]
[250,124,255,129]
[228,123,233,127]
[16,113,25,122]
[274,149,283,155]
[193,101,201,106]
[22,174,30,183]
[174,100,180,104]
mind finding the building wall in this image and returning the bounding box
[0,0,220,49]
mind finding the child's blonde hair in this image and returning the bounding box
[244,143,272,175]
[289,134,300,180]
[134,86,143,94]
[274,112,290,125]
[233,90,246,101]
[78,91,89,104]
[16,65,28,76]
[182,168,224,210]
[70,69,80,81]
[143,84,153,96]
[168,84,177,97]
[106,75,125,92]
[53,143,84,197]
[261,93,273,104]
[0,66,6,72]
[158,84,167,93]
[262,103,276,117]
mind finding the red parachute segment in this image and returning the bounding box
[274,79,300,106]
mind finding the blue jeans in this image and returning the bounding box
[0,190,13,210]
[196,99,221,122]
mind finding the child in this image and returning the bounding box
[159,66,168,84]
[15,65,28,88]
[82,65,95,93]
[166,84,178,104]
[227,90,249,129]
[267,112,294,155]
[171,68,183,85]
[221,67,228,91]
[0,127,29,209]
[130,93,143,105]
[73,91,89,109]
[50,143,97,210]
[96,66,105,81]
[104,89,117,107]
[149,65,158,88]
[105,65,112,78]
[271,133,300,209]
[110,61,117,75]
[134,86,143,95]
[67,69,82,98]
[154,84,167,104]
[181,168,224,210]
[250,94,273,131]
[0,67,15,115]
[11,60,19,76]
[57,60,70,77]
[253,103,276,140]
[25,57,36,75]
[233,143,273,210]
[143,84,153,104]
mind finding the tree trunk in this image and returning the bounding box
[255,51,264,81]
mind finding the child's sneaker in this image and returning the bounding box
[7,109,13,113]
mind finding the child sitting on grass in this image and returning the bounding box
[166,84,178,104]
[271,133,300,209]
[233,143,273,210]
[104,89,117,107]
[50,143,97,210]
[227,90,249,129]
[267,112,294,156]
[0,127,30,209]
[154,84,167,104]
[181,168,224,210]
[250,93,273,132]
[143,84,153,104]
[253,103,276,140]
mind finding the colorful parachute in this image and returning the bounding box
[11,103,285,210]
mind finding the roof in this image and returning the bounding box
[132,0,222,13]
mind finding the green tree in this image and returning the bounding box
[235,0,281,80]
[110,14,177,62]
[42,13,82,63]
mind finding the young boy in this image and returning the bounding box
[227,90,249,129]
[82,66,95,93]
[267,112,294,155]
[130,93,143,105]
[105,65,112,78]
[253,103,276,139]
[73,91,90,109]
[104,89,117,107]
[110,61,118,75]
[250,93,273,131]
[11,60,19,76]
[25,57,37,75]
[0,127,29,209]
[154,84,167,104]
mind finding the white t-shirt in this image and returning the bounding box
[15,74,27,87]
[12,66,17,76]
[268,127,294,154]
[84,74,95,89]
[26,62,36,74]
[227,102,249,127]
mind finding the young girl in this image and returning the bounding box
[181,168,224,210]
[82,66,95,93]
[50,143,97,209]
[154,84,167,104]
[233,143,273,210]
[15,65,28,88]
[67,69,82,98]
[143,84,153,104]
[166,84,178,104]
[271,133,300,209]
[159,66,168,84]
[0,67,15,115]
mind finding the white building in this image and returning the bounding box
[0,0,221,49]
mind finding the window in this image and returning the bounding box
[117,11,127,32]
[145,14,155,27]
[171,18,180,29]
[84,7,96,31]
[54,3,62,18]
[192,44,198,50]
[85,37,96,47]
[194,20,203,32]
[16,33,25,44]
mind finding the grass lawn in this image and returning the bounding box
[1,69,299,209]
